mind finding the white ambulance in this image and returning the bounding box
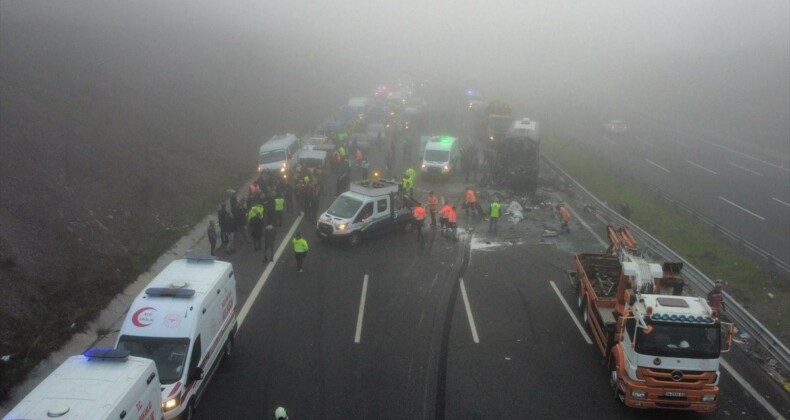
[115,256,237,420]
[5,348,162,420]
[421,135,460,175]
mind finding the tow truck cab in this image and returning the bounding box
[316,179,414,246]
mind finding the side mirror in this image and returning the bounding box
[189,366,204,382]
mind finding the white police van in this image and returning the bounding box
[5,348,162,420]
[115,256,237,420]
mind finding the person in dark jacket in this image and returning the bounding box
[248,211,264,251]
[233,201,248,245]
[207,220,218,256]
[263,224,276,263]
[217,204,231,247]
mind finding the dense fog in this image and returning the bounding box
[3,0,787,152]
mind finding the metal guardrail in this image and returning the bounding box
[542,154,790,378]
[646,185,790,275]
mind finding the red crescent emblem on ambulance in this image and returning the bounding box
[132,306,156,327]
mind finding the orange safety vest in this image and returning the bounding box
[413,206,426,221]
[465,189,476,204]
[439,204,451,219]
[427,195,439,211]
[559,206,572,222]
[448,208,457,223]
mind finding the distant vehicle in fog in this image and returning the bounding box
[258,133,300,174]
[604,119,628,134]
[302,135,329,151]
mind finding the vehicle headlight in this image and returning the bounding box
[163,395,180,411]
[701,394,716,402]
[443,165,449,171]
[631,390,646,399]
[280,166,286,172]
[337,224,346,231]
[421,164,426,168]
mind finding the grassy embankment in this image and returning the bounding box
[542,136,789,346]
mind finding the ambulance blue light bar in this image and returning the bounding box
[145,288,196,298]
[185,254,216,263]
[84,347,131,360]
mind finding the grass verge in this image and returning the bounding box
[542,136,789,346]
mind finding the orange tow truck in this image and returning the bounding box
[573,226,734,412]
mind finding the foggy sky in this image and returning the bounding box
[2,0,788,152]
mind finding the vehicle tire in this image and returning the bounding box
[348,232,361,247]
[608,357,624,402]
[582,300,590,329]
[185,400,196,420]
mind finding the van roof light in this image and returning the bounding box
[84,347,130,360]
[145,287,196,298]
[185,254,216,263]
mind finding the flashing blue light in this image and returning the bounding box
[84,347,130,360]
[652,314,661,320]
[705,317,713,323]
[678,315,687,322]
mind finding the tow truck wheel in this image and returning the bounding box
[349,232,361,247]
[582,300,590,328]
[608,358,624,402]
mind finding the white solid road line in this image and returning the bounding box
[645,159,671,173]
[720,359,786,420]
[549,280,593,345]
[726,161,764,177]
[237,214,303,329]
[566,157,782,417]
[686,160,718,175]
[634,135,654,147]
[772,197,790,208]
[459,278,479,343]
[354,274,369,343]
[718,196,766,221]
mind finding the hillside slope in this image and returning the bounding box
[0,5,343,401]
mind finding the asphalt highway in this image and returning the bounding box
[193,131,787,419]
[566,112,790,266]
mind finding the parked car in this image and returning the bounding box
[604,119,628,134]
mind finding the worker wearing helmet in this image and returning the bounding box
[292,232,309,273]
[707,279,725,312]
[439,202,452,236]
[447,205,458,241]
[412,203,426,241]
[274,406,289,419]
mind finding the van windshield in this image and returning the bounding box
[631,321,721,359]
[327,195,363,218]
[424,149,450,162]
[117,335,190,384]
[259,150,286,164]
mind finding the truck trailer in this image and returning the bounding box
[573,226,734,413]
